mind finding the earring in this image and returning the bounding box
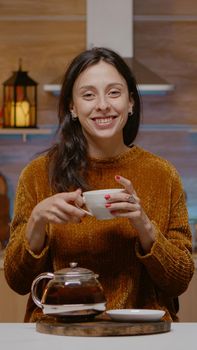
[70,110,78,121]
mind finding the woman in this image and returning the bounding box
[4,47,194,322]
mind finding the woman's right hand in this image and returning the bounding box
[25,189,85,254]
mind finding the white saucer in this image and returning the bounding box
[106,309,165,322]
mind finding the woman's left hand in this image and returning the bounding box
[105,175,156,253]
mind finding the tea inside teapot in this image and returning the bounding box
[31,262,106,319]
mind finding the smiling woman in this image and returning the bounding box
[4,47,194,323]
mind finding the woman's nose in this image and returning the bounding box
[95,95,110,111]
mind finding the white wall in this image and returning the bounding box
[86,0,133,57]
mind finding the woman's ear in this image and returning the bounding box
[128,95,134,114]
[69,103,78,120]
[70,104,77,115]
[69,102,73,111]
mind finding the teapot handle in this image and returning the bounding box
[31,272,54,309]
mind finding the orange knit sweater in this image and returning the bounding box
[4,145,194,322]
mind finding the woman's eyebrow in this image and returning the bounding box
[79,85,95,91]
[79,82,124,90]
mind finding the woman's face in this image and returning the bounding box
[71,61,133,144]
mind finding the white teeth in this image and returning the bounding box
[95,117,113,125]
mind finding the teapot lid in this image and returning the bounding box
[54,262,95,278]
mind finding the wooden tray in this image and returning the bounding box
[36,315,171,337]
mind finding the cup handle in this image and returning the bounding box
[75,203,93,216]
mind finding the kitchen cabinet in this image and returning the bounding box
[178,259,197,322]
[0,267,28,322]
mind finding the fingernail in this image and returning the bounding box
[105,194,110,200]
[110,210,116,215]
[115,175,121,180]
[105,203,111,208]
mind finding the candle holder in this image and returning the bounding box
[2,59,38,128]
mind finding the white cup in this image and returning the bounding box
[83,188,124,220]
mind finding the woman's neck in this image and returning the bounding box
[87,138,129,159]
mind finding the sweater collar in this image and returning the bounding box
[88,145,142,168]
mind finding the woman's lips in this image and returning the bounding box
[92,116,117,126]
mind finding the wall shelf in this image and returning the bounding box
[43,84,61,96]
[189,128,197,134]
[0,127,53,143]
[1,124,195,142]
[140,124,194,132]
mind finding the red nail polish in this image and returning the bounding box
[110,210,116,215]
[115,175,121,180]
[105,203,111,208]
[105,194,110,200]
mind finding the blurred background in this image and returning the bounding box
[0,0,196,322]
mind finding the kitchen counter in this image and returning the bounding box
[0,323,196,350]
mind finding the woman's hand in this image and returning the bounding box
[105,175,156,253]
[26,189,85,254]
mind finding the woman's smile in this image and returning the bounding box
[92,115,118,128]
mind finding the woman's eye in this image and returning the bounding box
[83,92,95,100]
[109,90,121,97]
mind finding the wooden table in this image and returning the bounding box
[0,323,196,350]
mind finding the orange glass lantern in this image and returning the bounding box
[2,60,38,128]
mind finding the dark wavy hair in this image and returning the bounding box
[48,47,141,192]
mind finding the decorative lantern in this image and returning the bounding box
[2,60,38,128]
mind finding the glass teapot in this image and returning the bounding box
[31,262,106,319]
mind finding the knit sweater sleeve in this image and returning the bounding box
[4,157,51,295]
[135,166,194,296]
